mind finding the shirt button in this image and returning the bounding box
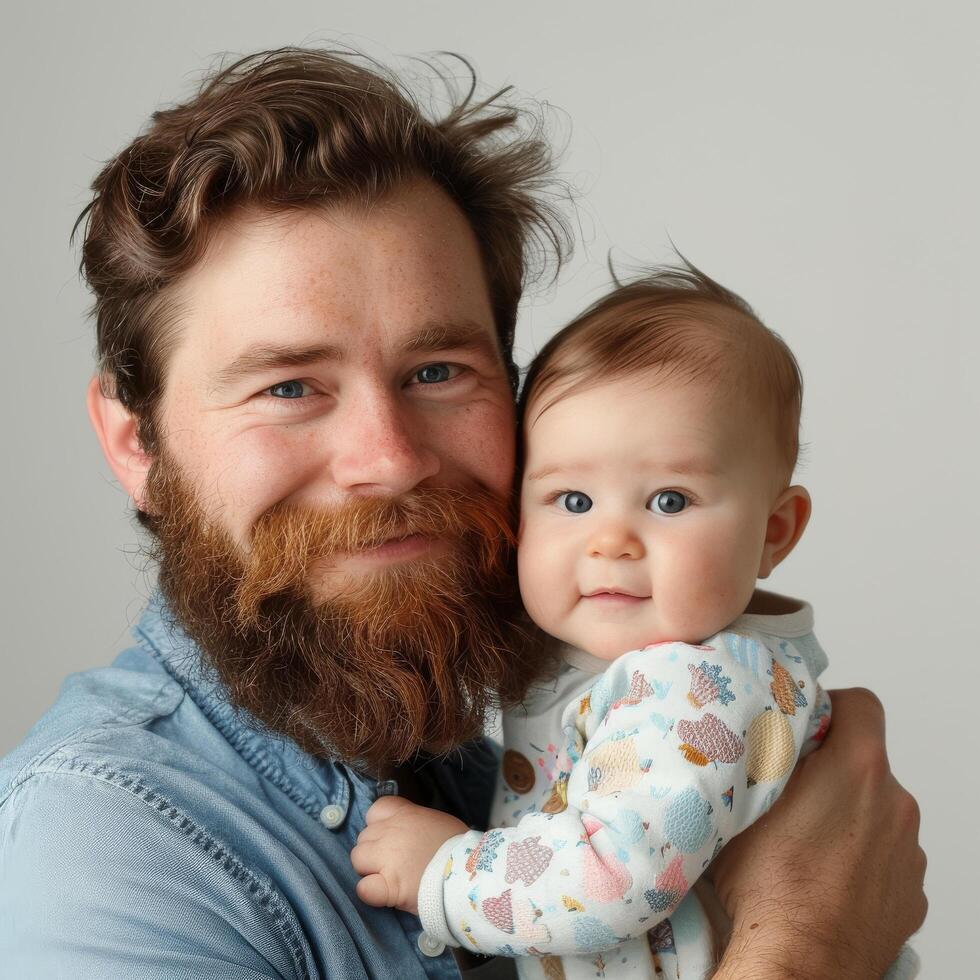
[319,803,346,829]
[417,932,446,957]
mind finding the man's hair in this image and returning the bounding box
[76,47,569,453]
[519,262,804,482]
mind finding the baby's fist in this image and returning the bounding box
[351,796,468,914]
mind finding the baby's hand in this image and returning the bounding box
[351,796,468,914]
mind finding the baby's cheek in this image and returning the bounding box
[659,548,729,628]
[671,546,745,636]
[517,530,566,635]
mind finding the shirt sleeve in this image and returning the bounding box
[0,769,305,979]
[418,633,830,958]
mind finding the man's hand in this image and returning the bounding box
[351,796,468,915]
[711,688,927,980]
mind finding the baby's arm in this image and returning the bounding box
[413,635,829,958]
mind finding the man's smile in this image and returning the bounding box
[336,533,449,572]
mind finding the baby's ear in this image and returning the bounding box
[758,486,811,578]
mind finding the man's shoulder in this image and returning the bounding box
[0,651,319,980]
[0,644,185,805]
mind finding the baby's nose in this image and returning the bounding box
[586,523,645,560]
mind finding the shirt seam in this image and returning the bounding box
[0,679,182,808]
[27,760,316,980]
[727,620,814,638]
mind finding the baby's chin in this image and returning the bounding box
[570,620,723,661]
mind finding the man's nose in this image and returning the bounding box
[586,521,646,561]
[330,387,440,494]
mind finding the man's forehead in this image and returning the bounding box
[168,194,498,372]
[179,208,406,307]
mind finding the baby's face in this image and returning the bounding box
[518,375,784,660]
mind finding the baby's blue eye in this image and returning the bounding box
[416,364,452,384]
[268,380,307,399]
[648,490,688,515]
[557,491,593,514]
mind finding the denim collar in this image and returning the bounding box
[133,592,353,820]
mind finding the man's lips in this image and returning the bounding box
[345,533,441,564]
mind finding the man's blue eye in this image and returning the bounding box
[648,490,688,515]
[557,491,592,514]
[416,364,452,384]
[268,380,307,399]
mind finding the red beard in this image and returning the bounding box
[142,454,548,770]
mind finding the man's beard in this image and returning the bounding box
[142,454,543,771]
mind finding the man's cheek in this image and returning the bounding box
[216,438,332,535]
[233,427,327,496]
[446,402,515,495]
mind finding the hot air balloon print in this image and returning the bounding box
[769,659,807,715]
[745,708,796,785]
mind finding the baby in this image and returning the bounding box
[352,266,916,978]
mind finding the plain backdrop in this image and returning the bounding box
[2,1,976,972]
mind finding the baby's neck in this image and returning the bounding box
[742,588,803,618]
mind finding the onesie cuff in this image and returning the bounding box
[417,832,473,947]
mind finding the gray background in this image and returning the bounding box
[2,1,975,972]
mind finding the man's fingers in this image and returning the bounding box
[364,794,412,824]
[356,873,392,908]
[824,687,890,770]
[825,687,886,743]
[915,883,929,933]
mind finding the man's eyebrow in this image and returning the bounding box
[210,321,498,391]
[211,343,344,390]
[400,320,499,357]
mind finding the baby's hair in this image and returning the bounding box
[518,260,803,484]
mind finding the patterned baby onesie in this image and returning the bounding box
[418,600,833,979]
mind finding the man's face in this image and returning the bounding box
[158,180,516,574]
[135,182,538,769]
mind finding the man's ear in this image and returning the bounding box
[758,485,811,578]
[86,375,154,510]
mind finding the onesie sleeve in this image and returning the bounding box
[417,632,830,958]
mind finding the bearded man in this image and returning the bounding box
[0,49,925,978]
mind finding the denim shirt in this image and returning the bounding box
[0,596,505,979]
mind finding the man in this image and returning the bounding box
[0,48,925,977]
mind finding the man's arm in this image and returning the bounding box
[711,688,927,979]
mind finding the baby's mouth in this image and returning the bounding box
[582,588,650,604]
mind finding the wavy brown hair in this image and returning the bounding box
[75,47,569,465]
